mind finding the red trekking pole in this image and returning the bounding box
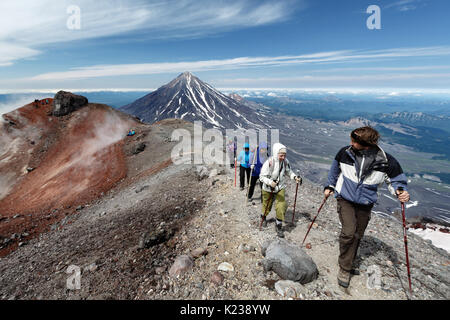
[291,181,299,224]
[302,196,327,246]
[234,157,237,187]
[398,187,412,296]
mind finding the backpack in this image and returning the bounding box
[267,157,285,182]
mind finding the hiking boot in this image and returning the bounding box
[350,268,360,276]
[337,268,350,288]
[261,216,268,228]
[275,223,284,238]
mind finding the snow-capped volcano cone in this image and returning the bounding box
[121,72,266,129]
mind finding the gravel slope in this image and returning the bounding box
[1,146,449,300]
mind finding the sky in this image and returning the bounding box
[1,0,450,92]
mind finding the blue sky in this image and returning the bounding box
[1,0,450,91]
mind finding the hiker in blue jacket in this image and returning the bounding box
[324,126,410,288]
[248,142,269,201]
[237,142,252,190]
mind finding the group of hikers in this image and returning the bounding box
[227,126,410,289]
[33,99,50,108]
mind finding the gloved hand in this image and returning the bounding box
[294,176,302,185]
[270,181,278,188]
[250,164,255,170]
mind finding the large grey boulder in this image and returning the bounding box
[52,91,88,116]
[195,165,209,181]
[261,239,318,284]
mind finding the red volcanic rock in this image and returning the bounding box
[0,98,137,256]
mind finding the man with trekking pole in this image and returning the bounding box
[237,142,252,191]
[259,143,302,238]
[323,126,410,288]
[398,186,413,295]
[247,142,269,203]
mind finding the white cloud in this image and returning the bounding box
[310,65,450,73]
[217,72,450,84]
[0,0,301,66]
[384,0,424,11]
[26,46,450,81]
[213,72,450,90]
[218,88,450,95]
[0,43,41,67]
[0,88,154,94]
[399,5,417,11]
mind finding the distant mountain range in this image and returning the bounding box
[120,72,268,129]
[368,111,450,132]
[247,94,450,123]
[338,111,450,133]
[238,94,450,161]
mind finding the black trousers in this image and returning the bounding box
[239,165,251,189]
[248,175,262,199]
[337,198,373,272]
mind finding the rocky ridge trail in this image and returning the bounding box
[152,165,450,300]
[0,161,449,300]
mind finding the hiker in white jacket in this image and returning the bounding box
[259,142,302,237]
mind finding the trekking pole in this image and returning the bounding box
[234,157,237,187]
[398,187,413,296]
[291,181,299,224]
[245,150,258,206]
[302,196,327,246]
